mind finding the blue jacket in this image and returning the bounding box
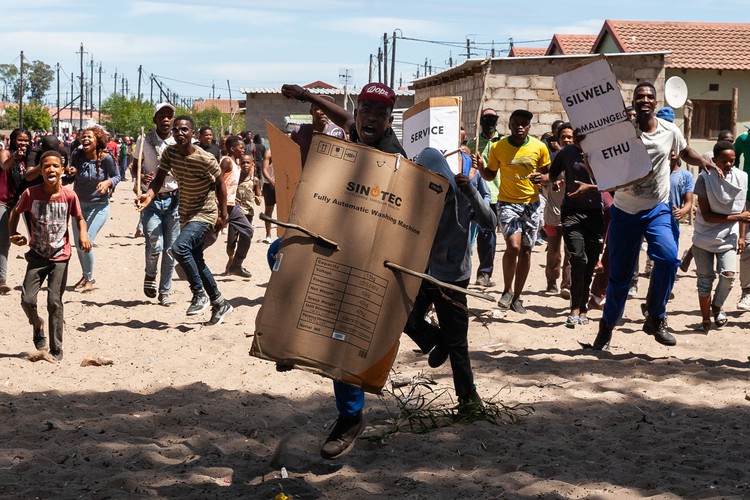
[416,148,496,282]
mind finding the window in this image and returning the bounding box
[690,100,731,140]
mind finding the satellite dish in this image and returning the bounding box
[664,76,688,109]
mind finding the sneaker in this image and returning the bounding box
[498,291,513,309]
[0,280,10,294]
[320,413,365,460]
[227,264,252,278]
[474,273,495,288]
[205,300,233,326]
[456,391,484,417]
[428,344,449,368]
[186,293,209,316]
[143,274,158,298]
[560,288,571,300]
[737,293,750,311]
[510,298,527,314]
[627,285,638,299]
[33,321,46,350]
[642,316,676,346]
[261,236,274,244]
[546,281,559,294]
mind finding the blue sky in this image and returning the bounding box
[1,0,748,106]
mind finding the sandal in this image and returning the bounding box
[143,274,157,298]
[158,293,175,307]
[565,315,579,328]
[578,316,590,326]
[697,320,711,333]
[713,309,727,328]
[73,276,87,291]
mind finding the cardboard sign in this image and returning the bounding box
[266,120,303,236]
[554,56,652,191]
[402,97,462,173]
[251,135,450,393]
[554,57,628,135]
[580,121,653,191]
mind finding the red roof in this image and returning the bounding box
[593,20,750,70]
[303,81,337,89]
[192,99,240,114]
[546,34,597,55]
[508,46,547,57]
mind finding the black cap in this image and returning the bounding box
[509,109,533,122]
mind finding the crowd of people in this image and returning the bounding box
[1,77,749,459]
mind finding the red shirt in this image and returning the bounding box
[14,185,82,261]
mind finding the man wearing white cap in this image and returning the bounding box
[133,103,179,306]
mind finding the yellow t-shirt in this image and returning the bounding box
[488,136,550,204]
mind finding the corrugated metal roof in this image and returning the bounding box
[240,87,414,96]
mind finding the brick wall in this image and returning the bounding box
[413,54,666,139]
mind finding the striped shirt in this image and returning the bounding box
[159,145,221,227]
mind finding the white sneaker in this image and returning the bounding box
[627,286,638,299]
[737,294,750,311]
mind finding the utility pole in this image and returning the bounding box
[125,78,129,97]
[383,33,388,88]
[150,74,154,104]
[56,63,60,134]
[369,54,373,83]
[98,63,103,114]
[212,81,215,99]
[77,43,85,132]
[377,48,382,83]
[121,76,125,97]
[113,68,117,95]
[137,65,142,101]
[390,31,396,89]
[466,38,471,60]
[89,56,94,115]
[18,51,24,129]
[70,73,74,132]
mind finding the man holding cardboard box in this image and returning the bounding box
[282,81,406,459]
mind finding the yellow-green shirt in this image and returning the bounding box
[488,136,550,204]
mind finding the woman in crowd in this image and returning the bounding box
[0,128,33,294]
[67,127,120,292]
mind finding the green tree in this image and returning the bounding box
[26,60,54,102]
[100,94,155,137]
[0,63,19,102]
[191,106,244,136]
[5,100,52,131]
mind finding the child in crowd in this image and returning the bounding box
[691,141,750,331]
[8,151,91,360]
[226,154,261,270]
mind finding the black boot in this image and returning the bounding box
[579,320,612,350]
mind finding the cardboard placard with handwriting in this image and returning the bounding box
[554,56,652,191]
[251,135,449,393]
[402,96,462,173]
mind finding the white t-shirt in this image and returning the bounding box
[614,118,687,214]
[135,130,178,194]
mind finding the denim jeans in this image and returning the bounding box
[171,221,221,302]
[21,250,69,353]
[693,246,736,306]
[141,195,180,294]
[71,201,110,282]
[603,203,679,327]
[0,203,10,282]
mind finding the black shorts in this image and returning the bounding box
[262,184,276,206]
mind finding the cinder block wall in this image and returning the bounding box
[414,54,666,139]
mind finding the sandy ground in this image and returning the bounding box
[0,191,749,499]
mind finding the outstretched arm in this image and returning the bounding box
[281,84,354,132]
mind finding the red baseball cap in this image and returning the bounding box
[358,82,396,108]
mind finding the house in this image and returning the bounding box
[241,82,414,138]
[590,20,750,153]
[421,20,750,155]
